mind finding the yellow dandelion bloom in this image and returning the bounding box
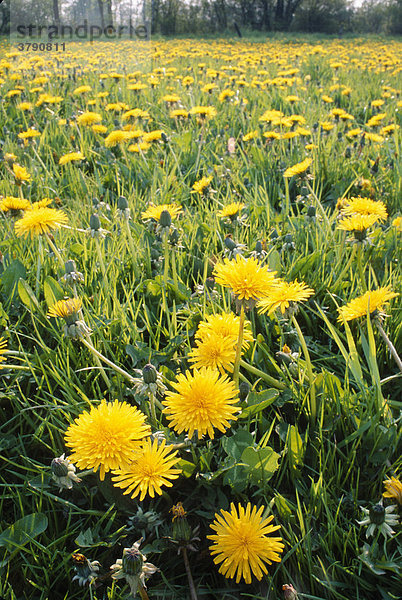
[47,298,82,320]
[104,130,131,147]
[143,130,164,143]
[392,216,402,230]
[242,131,258,142]
[196,312,253,348]
[92,124,108,134]
[208,502,284,584]
[337,213,379,232]
[13,163,31,183]
[192,175,213,194]
[365,133,384,143]
[217,203,245,219]
[28,198,53,210]
[18,129,41,140]
[14,207,68,238]
[337,287,398,322]
[189,106,217,119]
[73,85,91,95]
[341,197,387,221]
[346,128,362,138]
[257,279,314,315]
[383,476,402,505]
[17,102,33,111]
[371,99,384,108]
[163,367,239,440]
[188,333,237,374]
[59,151,84,165]
[283,157,312,178]
[65,400,151,480]
[112,439,181,501]
[214,255,277,301]
[0,337,7,368]
[162,94,181,104]
[321,95,334,103]
[77,112,102,126]
[170,109,188,119]
[141,203,181,222]
[0,196,30,212]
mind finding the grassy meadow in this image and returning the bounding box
[0,36,401,600]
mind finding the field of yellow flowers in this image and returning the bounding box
[0,36,401,600]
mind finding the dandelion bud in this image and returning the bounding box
[169,227,180,246]
[300,185,309,196]
[122,546,144,577]
[117,196,129,210]
[142,363,158,384]
[159,209,172,228]
[270,228,279,240]
[171,503,192,543]
[92,197,100,208]
[283,584,298,600]
[161,132,168,143]
[224,236,237,251]
[369,503,385,525]
[51,456,69,477]
[345,146,352,158]
[255,241,263,254]
[239,381,250,402]
[150,247,160,261]
[307,205,316,218]
[284,234,293,244]
[89,213,101,231]
[65,259,77,274]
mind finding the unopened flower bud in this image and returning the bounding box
[255,241,263,254]
[89,213,101,231]
[169,227,180,245]
[122,547,144,576]
[369,503,385,525]
[51,457,69,478]
[65,259,77,274]
[307,205,316,218]
[117,196,129,210]
[159,210,172,228]
[142,363,158,384]
[300,185,309,196]
[224,236,237,251]
[239,381,250,402]
[283,583,298,600]
[345,146,352,158]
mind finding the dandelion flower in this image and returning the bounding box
[14,207,68,238]
[283,157,312,178]
[188,333,237,373]
[163,367,238,439]
[12,163,31,183]
[192,176,213,194]
[77,112,102,126]
[0,196,30,213]
[189,106,217,119]
[214,255,277,302]
[59,151,84,165]
[383,476,402,505]
[337,287,398,322]
[208,502,284,584]
[217,203,245,219]
[141,203,182,222]
[257,279,314,316]
[196,312,253,347]
[112,439,181,501]
[337,213,379,232]
[104,130,132,147]
[341,197,387,221]
[47,298,82,321]
[357,499,399,539]
[65,400,151,480]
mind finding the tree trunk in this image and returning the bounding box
[105,0,113,27]
[97,0,105,28]
[53,0,60,25]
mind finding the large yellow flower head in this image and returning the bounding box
[188,332,237,373]
[340,196,388,221]
[163,367,239,439]
[337,287,398,322]
[104,130,132,147]
[141,203,182,222]
[213,255,277,301]
[196,312,253,347]
[77,111,102,126]
[383,476,402,505]
[65,400,151,480]
[48,298,82,322]
[14,207,68,238]
[189,106,217,119]
[112,439,181,501]
[59,151,85,166]
[217,203,245,219]
[257,279,314,316]
[192,176,213,194]
[12,163,31,184]
[337,213,379,232]
[208,502,284,584]
[283,157,312,178]
[0,196,30,213]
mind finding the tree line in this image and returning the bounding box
[1,0,401,36]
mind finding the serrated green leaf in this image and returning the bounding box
[18,278,40,311]
[43,276,64,308]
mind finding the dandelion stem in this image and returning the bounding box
[332,244,357,290]
[239,359,286,390]
[0,365,31,371]
[81,337,136,385]
[356,243,367,293]
[35,235,43,298]
[45,234,64,268]
[182,547,199,600]
[148,390,158,426]
[375,320,402,373]
[124,220,138,277]
[138,584,151,600]
[94,238,107,278]
[292,315,316,425]
[233,303,245,388]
